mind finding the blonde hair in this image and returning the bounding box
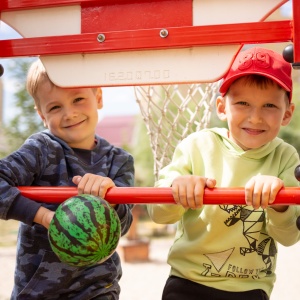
[26,59,54,111]
[27,60,100,111]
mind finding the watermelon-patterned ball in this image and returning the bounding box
[48,194,121,267]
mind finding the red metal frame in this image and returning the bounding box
[0,0,299,64]
[0,0,163,11]
[292,0,300,65]
[18,186,300,205]
[0,21,293,58]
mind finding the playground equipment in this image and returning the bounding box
[1,0,299,85]
[18,186,300,205]
[0,0,300,204]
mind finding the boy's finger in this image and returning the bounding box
[268,180,284,204]
[72,175,82,185]
[206,178,216,188]
[171,183,180,205]
[260,188,270,209]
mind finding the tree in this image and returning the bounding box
[279,83,300,152]
[0,58,44,157]
[131,117,155,187]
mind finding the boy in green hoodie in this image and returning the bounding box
[148,47,300,300]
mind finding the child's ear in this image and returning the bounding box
[216,96,227,121]
[282,102,295,126]
[96,88,103,109]
[37,110,48,127]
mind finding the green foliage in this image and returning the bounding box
[0,58,44,157]
[279,81,300,153]
[131,117,155,187]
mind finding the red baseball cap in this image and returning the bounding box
[219,47,293,101]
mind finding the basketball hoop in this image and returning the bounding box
[135,82,221,179]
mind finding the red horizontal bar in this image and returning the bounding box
[18,186,300,205]
[0,21,293,58]
[0,0,145,11]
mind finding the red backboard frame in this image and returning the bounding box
[0,0,299,65]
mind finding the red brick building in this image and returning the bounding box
[96,115,137,148]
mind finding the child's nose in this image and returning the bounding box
[64,107,78,119]
[248,108,263,123]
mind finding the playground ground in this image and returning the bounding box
[1,236,300,300]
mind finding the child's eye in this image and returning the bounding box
[74,97,84,103]
[265,103,276,108]
[236,101,248,106]
[49,105,60,112]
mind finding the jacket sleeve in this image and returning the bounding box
[0,135,46,224]
[266,206,300,246]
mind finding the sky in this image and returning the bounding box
[0,1,292,123]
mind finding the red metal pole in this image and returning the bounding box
[17,186,300,205]
[292,0,300,65]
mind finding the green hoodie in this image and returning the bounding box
[148,127,300,297]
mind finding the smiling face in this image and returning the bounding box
[37,82,102,150]
[216,76,294,151]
